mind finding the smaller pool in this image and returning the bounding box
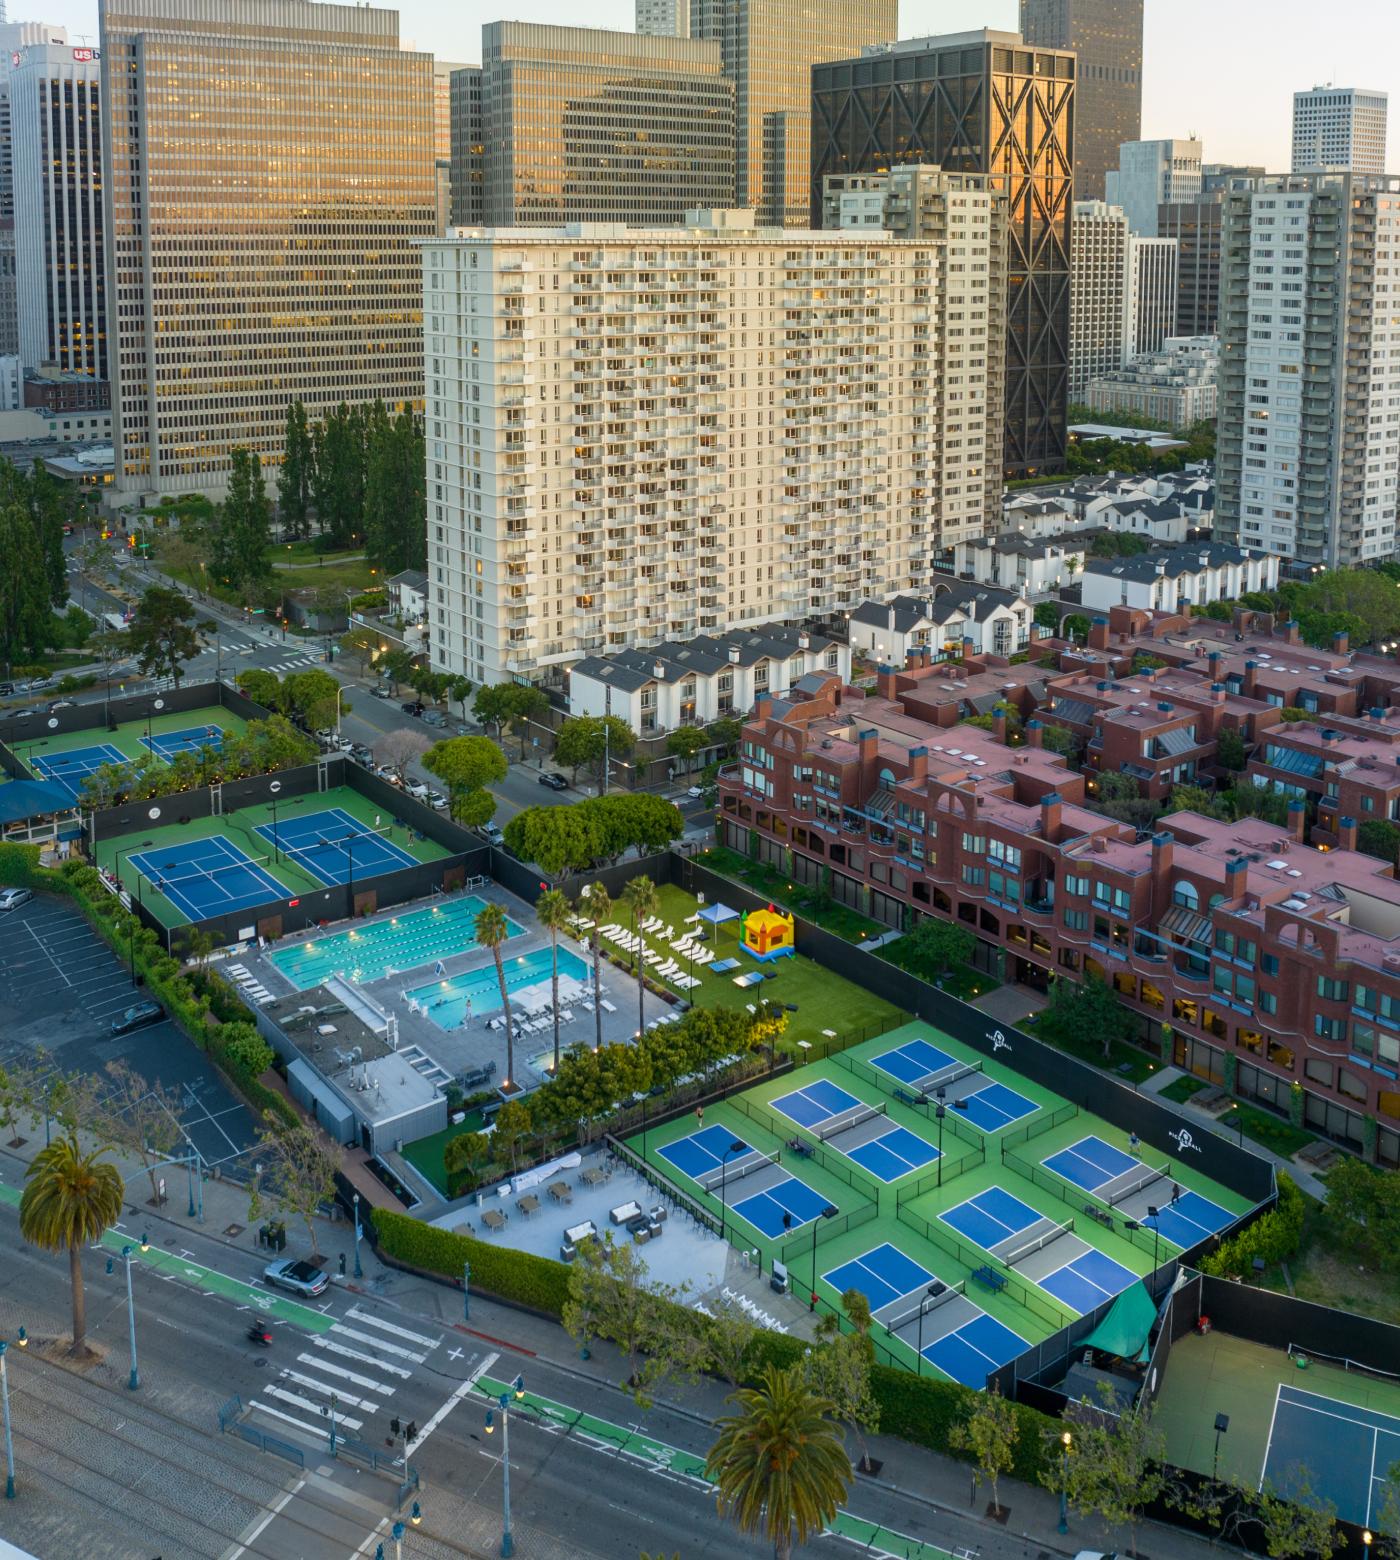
[408,946,591,1029]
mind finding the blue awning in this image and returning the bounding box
[0,779,76,824]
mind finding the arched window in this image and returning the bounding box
[879,767,896,788]
[1172,880,1199,911]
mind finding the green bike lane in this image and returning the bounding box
[472,1372,958,1560]
[0,1180,335,1333]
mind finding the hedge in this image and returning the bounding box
[371,1206,1054,1481]
[1198,1171,1304,1278]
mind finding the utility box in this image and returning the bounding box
[770,1260,790,1296]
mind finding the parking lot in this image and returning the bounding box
[0,895,258,1176]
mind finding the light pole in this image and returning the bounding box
[325,1390,339,1457]
[716,1139,745,1243]
[105,1233,147,1391]
[1058,1429,1072,1533]
[353,1191,363,1279]
[463,1258,471,1321]
[914,1283,941,1376]
[0,1335,16,1499]
[485,1375,525,1558]
[1213,1412,1229,1479]
[1146,1205,1162,1273]
[270,795,280,863]
[935,1102,946,1187]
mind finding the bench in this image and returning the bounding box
[1084,1202,1114,1230]
[1295,1139,1340,1169]
[971,1265,1007,1295]
[786,1137,814,1159]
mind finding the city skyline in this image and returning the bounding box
[33,0,1399,173]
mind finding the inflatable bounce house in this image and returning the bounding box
[741,904,795,963]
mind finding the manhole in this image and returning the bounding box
[254,1357,269,1369]
[224,1223,245,1238]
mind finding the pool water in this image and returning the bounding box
[408,946,591,1029]
[266,896,523,990]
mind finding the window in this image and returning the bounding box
[1064,874,1090,896]
[1172,880,1199,910]
[1317,975,1349,1002]
[1315,1015,1347,1041]
[1064,908,1088,931]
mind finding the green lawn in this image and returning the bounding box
[698,846,887,943]
[400,1109,488,1198]
[1217,1102,1315,1157]
[1160,1074,1207,1105]
[1024,1012,1160,1084]
[591,880,905,1053]
[876,936,1001,1001]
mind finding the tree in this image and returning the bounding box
[473,683,516,741]
[1358,819,1400,865]
[1038,972,1136,1060]
[281,667,342,729]
[423,734,507,824]
[1048,1391,1167,1558]
[620,875,660,1039]
[380,647,416,694]
[504,805,605,879]
[443,1129,494,1194]
[536,888,573,1074]
[277,400,315,540]
[363,404,427,575]
[666,725,708,769]
[311,401,367,548]
[704,1294,760,1388]
[1033,601,1061,632]
[806,1291,880,1474]
[705,1365,851,1560]
[580,882,612,1054]
[210,447,273,602]
[897,917,975,981]
[88,629,131,692]
[1216,727,1247,771]
[448,674,474,720]
[249,1114,340,1255]
[560,1233,690,1403]
[1165,783,1230,820]
[492,1097,534,1173]
[1375,1461,1400,1560]
[476,902,518,1090]
[611,794,685,857]
[0,498,50,675]
[706,716,742,754]
[1062,613,1092,643]
[19,1133,123,1355]
[375,726,433,781]
[1256,1474,1340,1560]
[126,584,202,686]
[949,1384,1020,1518]
[1037,724,1081,763]
[94,1060,186,1208]
[340,625,381,673]
[1321,1158,1400,1270]
[236,668,282,710]
[555,715,636,788]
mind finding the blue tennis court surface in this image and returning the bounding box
[1264,1385,1400,1528]
[941,1187,1042,1252]
[656,1125,834,1236]
[1043,1134,1138,1192]
[254,807,417,886]
[1143,1190,1235,1247]
[770,1080,940,1183]
[771,1078,863,1130]
[1038,1247,1137,1312]
[657,1125,757,1186]
[871,1037,982,1093]
[127,836,290,922]
[924,1312,1028,1389]
[140,723,227,759]
[845,1125,939,1183]
[825,1242,941,1313]
[32,743,127,798]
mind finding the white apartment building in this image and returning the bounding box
[1080,542,1279,615]
[1216,174,1400,568]
[952,531,1088,598]
[848,587,1034,663]
[1105,139,1203,236]
[1292,86,1388,174]
[423,209,1003,686]
[1069,201,1178,397]
[1086,334,1218,425]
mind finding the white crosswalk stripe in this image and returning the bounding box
[277,1366,381,1413]
[312,1333,413,1377]
[295,1351,391,1394]
[345,1306,440,1350]
[265,1384,364,1430]
[329,1322,428,1364]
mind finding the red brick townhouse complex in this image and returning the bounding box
[718,617,1400,1166]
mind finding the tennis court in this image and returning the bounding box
[127,836,290,921]
[32,743,127,799]
[655,1125,834,1238]
[823,1242,1028,1388]
[770,1079,941,1184]
[1143,1190,1235,1246]
[254,806,418,886]
[140,723,228,759]
[1262,1384,1400,1527]
[870,1037,1037,1132]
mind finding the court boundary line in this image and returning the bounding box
[128,834,289,921]
[1262,1382,1400,1520]
[255,804,418,887]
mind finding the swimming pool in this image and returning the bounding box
[408,946,591,1029]
[266,896,524,990]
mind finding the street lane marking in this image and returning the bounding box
[345,1305,439,1349]
[279,1367,380,1412]
[312,1335,412,1377]
[407,1350,497,1459]
[220,1474,306,1560]
[248,1398,335,1440]
[264,1384,364,1430]
[295,1352,393,1395]
[329,1322,427,1362]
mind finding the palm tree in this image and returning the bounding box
[19,1133,124,1355]
[620,875,660,1039]
[705,1365,851,1560]
[475,902,516,1090]
[535,887,572,1075]
[580,881,612,1052]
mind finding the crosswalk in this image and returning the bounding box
[247,1304,441,1445]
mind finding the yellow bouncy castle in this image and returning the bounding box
[742,904,795,963]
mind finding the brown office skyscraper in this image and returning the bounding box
[1020,0,1140,200]
[100,0,435,501]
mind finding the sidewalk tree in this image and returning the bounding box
[665,725,707,769]
[620,874,660,1038]
[249,1114,340,1256]
[236,668,282,708]
[277,399,315,540]
[507,685,549,759]
[19,1133,123,1356]
[475,902,518,1090]
[806,1290,880,1474]
[448,675,474,720]
[503,805,600,879]
[579,881,612,1053]
[554,714,636,788]
[1038,971,1137,1061]
[0,496,50,675]
[611,794,684,858]
[282,667,342,729]
[380,647,416,693]
[1047,1389,1167,1558]
[949,1382,1020,1518]
[474,681,545,752]
[1256,1475,1340,1560]
[375,726,433,781]
[703,1294,759,1388]
[423,733,507,825]
[210,447,274,599]
[706,716,742,755]
[88,629,130,691]
[339,625,380,673]
[535,887,573,1074]
[706,1365,850,1560]
[126,584,201,687]
[95,1060,186,1208]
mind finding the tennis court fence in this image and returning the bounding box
[1286,1343,1400,1384]
[727,1093,877,1201]
[774,1199,877,1268]
[998,1100,1078,1150]
[894,1204,1069,1333]
[604,1135,722,1237]
[832,1050,983,1153]
[892,1141,987,1208]
[999,1144,1165,1265]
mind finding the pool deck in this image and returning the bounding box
[240,884,681,1095]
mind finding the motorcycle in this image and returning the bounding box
[246,1317,273,1347]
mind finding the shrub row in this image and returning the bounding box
[371,1206,1054,1481]
[1198,1171,1304,1279]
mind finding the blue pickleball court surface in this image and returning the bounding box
[731,1174,831,1238]
[870,1037,978,1092]
[1144,1191,1235,1247]
[656,1125,759,1187]
[1038,1247,1138,1313]
[32,743,127,799]
[1263,1385,1400,1529]
[254,806,417,886]
[955,1080,1038,1132]
[845,1126,940,1184]
[140,723,228,759]
[771,1078,864,1130]
[824,1242,940,1313]
[924,1313,1028,1389]
[771,1080,940,1184]
[1043,1134,1139,1192]
[941,1186,1042,1252]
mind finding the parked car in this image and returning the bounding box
[350,745,374,765]
[6,709,41,719]
[538,771,569,791]
[405,780,430,800]
[331,736,353,752]
[110,1000,164,1035]
[45,699,74,712]
[686,784,706,800]
[479,822,505,847]
[313,728,334,741]
[263,1257,329,1298]
[0,887,33,912]
[427,789,449,811]
[375,765,403,786]
[400,700,425,716]
[370,686,393,700]
[421,709,446,728]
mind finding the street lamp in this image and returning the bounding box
[716,1139,746,1243]
[353,1191,363,1279]
[323,1390,340,1457]
[1058,1429,1072,1533]
[185,1144,205,1222]
[914,1283,942,1374]
[1145,1206,1162,1273]
[104,1233,148,1391]
[270,795,280,863]
[1213,1412,1229,1479]
[485,1375,525,1557]
[0,1336,16,1499]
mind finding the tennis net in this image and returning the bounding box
[815,1101,887,1143]
[698,1147,780,1193]
[884,1280,965,1337]
[1107,1163,1169,1207]
[1287,1344,1400,1384]
[1003,1218,1074,1269]
[914,1059,983,1094]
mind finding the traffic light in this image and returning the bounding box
[126,532,137,550]
[406,1421,418,1443]
[390,1415,401,1437]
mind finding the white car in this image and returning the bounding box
[0,887,33,912]
[427,790,449,811]
[405,780,430,800]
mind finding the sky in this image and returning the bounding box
[37,0,1400,172]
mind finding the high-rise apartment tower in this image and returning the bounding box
[1216,174,1400,568]
[636,0,689,37]
[1069,202,1177,398]
[1020,0,1142,200]
[811,30,1076,476]
[1104,139,1202,236]
[99,0,435,501]
[1292,86,1388,174]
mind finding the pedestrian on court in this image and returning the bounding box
[695,1105,704,1126]
[374,814,381,829]
[809,1290,818,1314]
[1172,1181,1182,1203]
[1129,1130,1141,1158]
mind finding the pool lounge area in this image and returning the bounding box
[406,946,593,1029]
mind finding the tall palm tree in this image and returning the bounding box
[705,1365,851,1560]
[19,1133,124,1355]
[620,875,660,1039]
[475,902,516,1090]
[580,881,612,1052]
[535,887,572,1075]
